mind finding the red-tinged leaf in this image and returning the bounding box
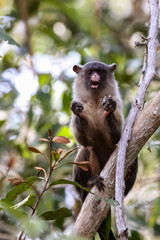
[28,146,43,155]
[52,136,70,144]
[8,179,16,182]
[8,157,16,169]
[9,179,25,186]
[35,167,47,181]
[39,138,49,142]
[73,161,90,171]
[56,148,65,154]
[48,129,52,138]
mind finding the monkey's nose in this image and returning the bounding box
[91,73,100,82]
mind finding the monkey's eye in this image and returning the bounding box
[99,70,104,74]
[87,70,92,75]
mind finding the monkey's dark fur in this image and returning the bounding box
[70,61,138,240]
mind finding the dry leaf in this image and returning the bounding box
[8,179,24,186]
[73,161,90,171]
[48,129,52,138]
[39,138,49,142]
[28,146,43,154]
[8,157,16,169]
[35,167,47,181]
[56,148,65,154]
[52,136,70,144]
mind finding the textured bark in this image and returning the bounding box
[115,0,159,238]
[71,91,160,239]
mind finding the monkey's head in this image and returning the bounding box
[73,61,117,93]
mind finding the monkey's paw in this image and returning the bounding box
[100,96,116,116]
[71,101,85,118]
[87,175,105,192]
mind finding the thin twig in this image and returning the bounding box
[115,0,159,239]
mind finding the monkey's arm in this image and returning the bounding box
[71,101,90,146]
[101,96,123,144]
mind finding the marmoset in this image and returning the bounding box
[70,61,138,240]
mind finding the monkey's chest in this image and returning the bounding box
[84,105,112,146]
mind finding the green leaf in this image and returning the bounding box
[40,207,72,220]
[11,194,36,209]
[0,201,27,220]
[49,179,119,207]
[22,216,48,239]
[128,230,143,240]
[0,26,20,47]
[49,179,91,193]
[59,147,78,162]
[3,176,37,202]
[98,208,112,239]
[52,151,60,161]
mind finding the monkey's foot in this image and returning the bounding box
[100,96,116,116]
[87,175,105,192]
[71,101,85,118]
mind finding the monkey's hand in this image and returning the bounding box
[87,175,105,192]
[71,101,85,118]
[100,95,116,116]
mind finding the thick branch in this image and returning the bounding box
[71,91,160,239]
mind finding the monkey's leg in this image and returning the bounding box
[73,148,92,202]
[74,147,105,201]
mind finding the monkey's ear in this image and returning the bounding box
[109,63,117,72]
[73,65,82,74]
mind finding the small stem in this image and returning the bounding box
[31,142,54,215]
[18,132,55,239]
[18,230,24,240]
[49,141,53,169]
[139,44,148,87]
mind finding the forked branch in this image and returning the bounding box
[115,0,159,238]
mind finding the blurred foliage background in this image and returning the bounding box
[0,0,160,239]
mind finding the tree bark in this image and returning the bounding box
[71,91,160,239]
[115,0,159,237]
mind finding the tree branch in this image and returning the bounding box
[71,90,160,239]
[115,0,159,238]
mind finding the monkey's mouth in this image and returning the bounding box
[90,81,100,89]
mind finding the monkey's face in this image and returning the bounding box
[73,61,116,92]
[84,65,107,91]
